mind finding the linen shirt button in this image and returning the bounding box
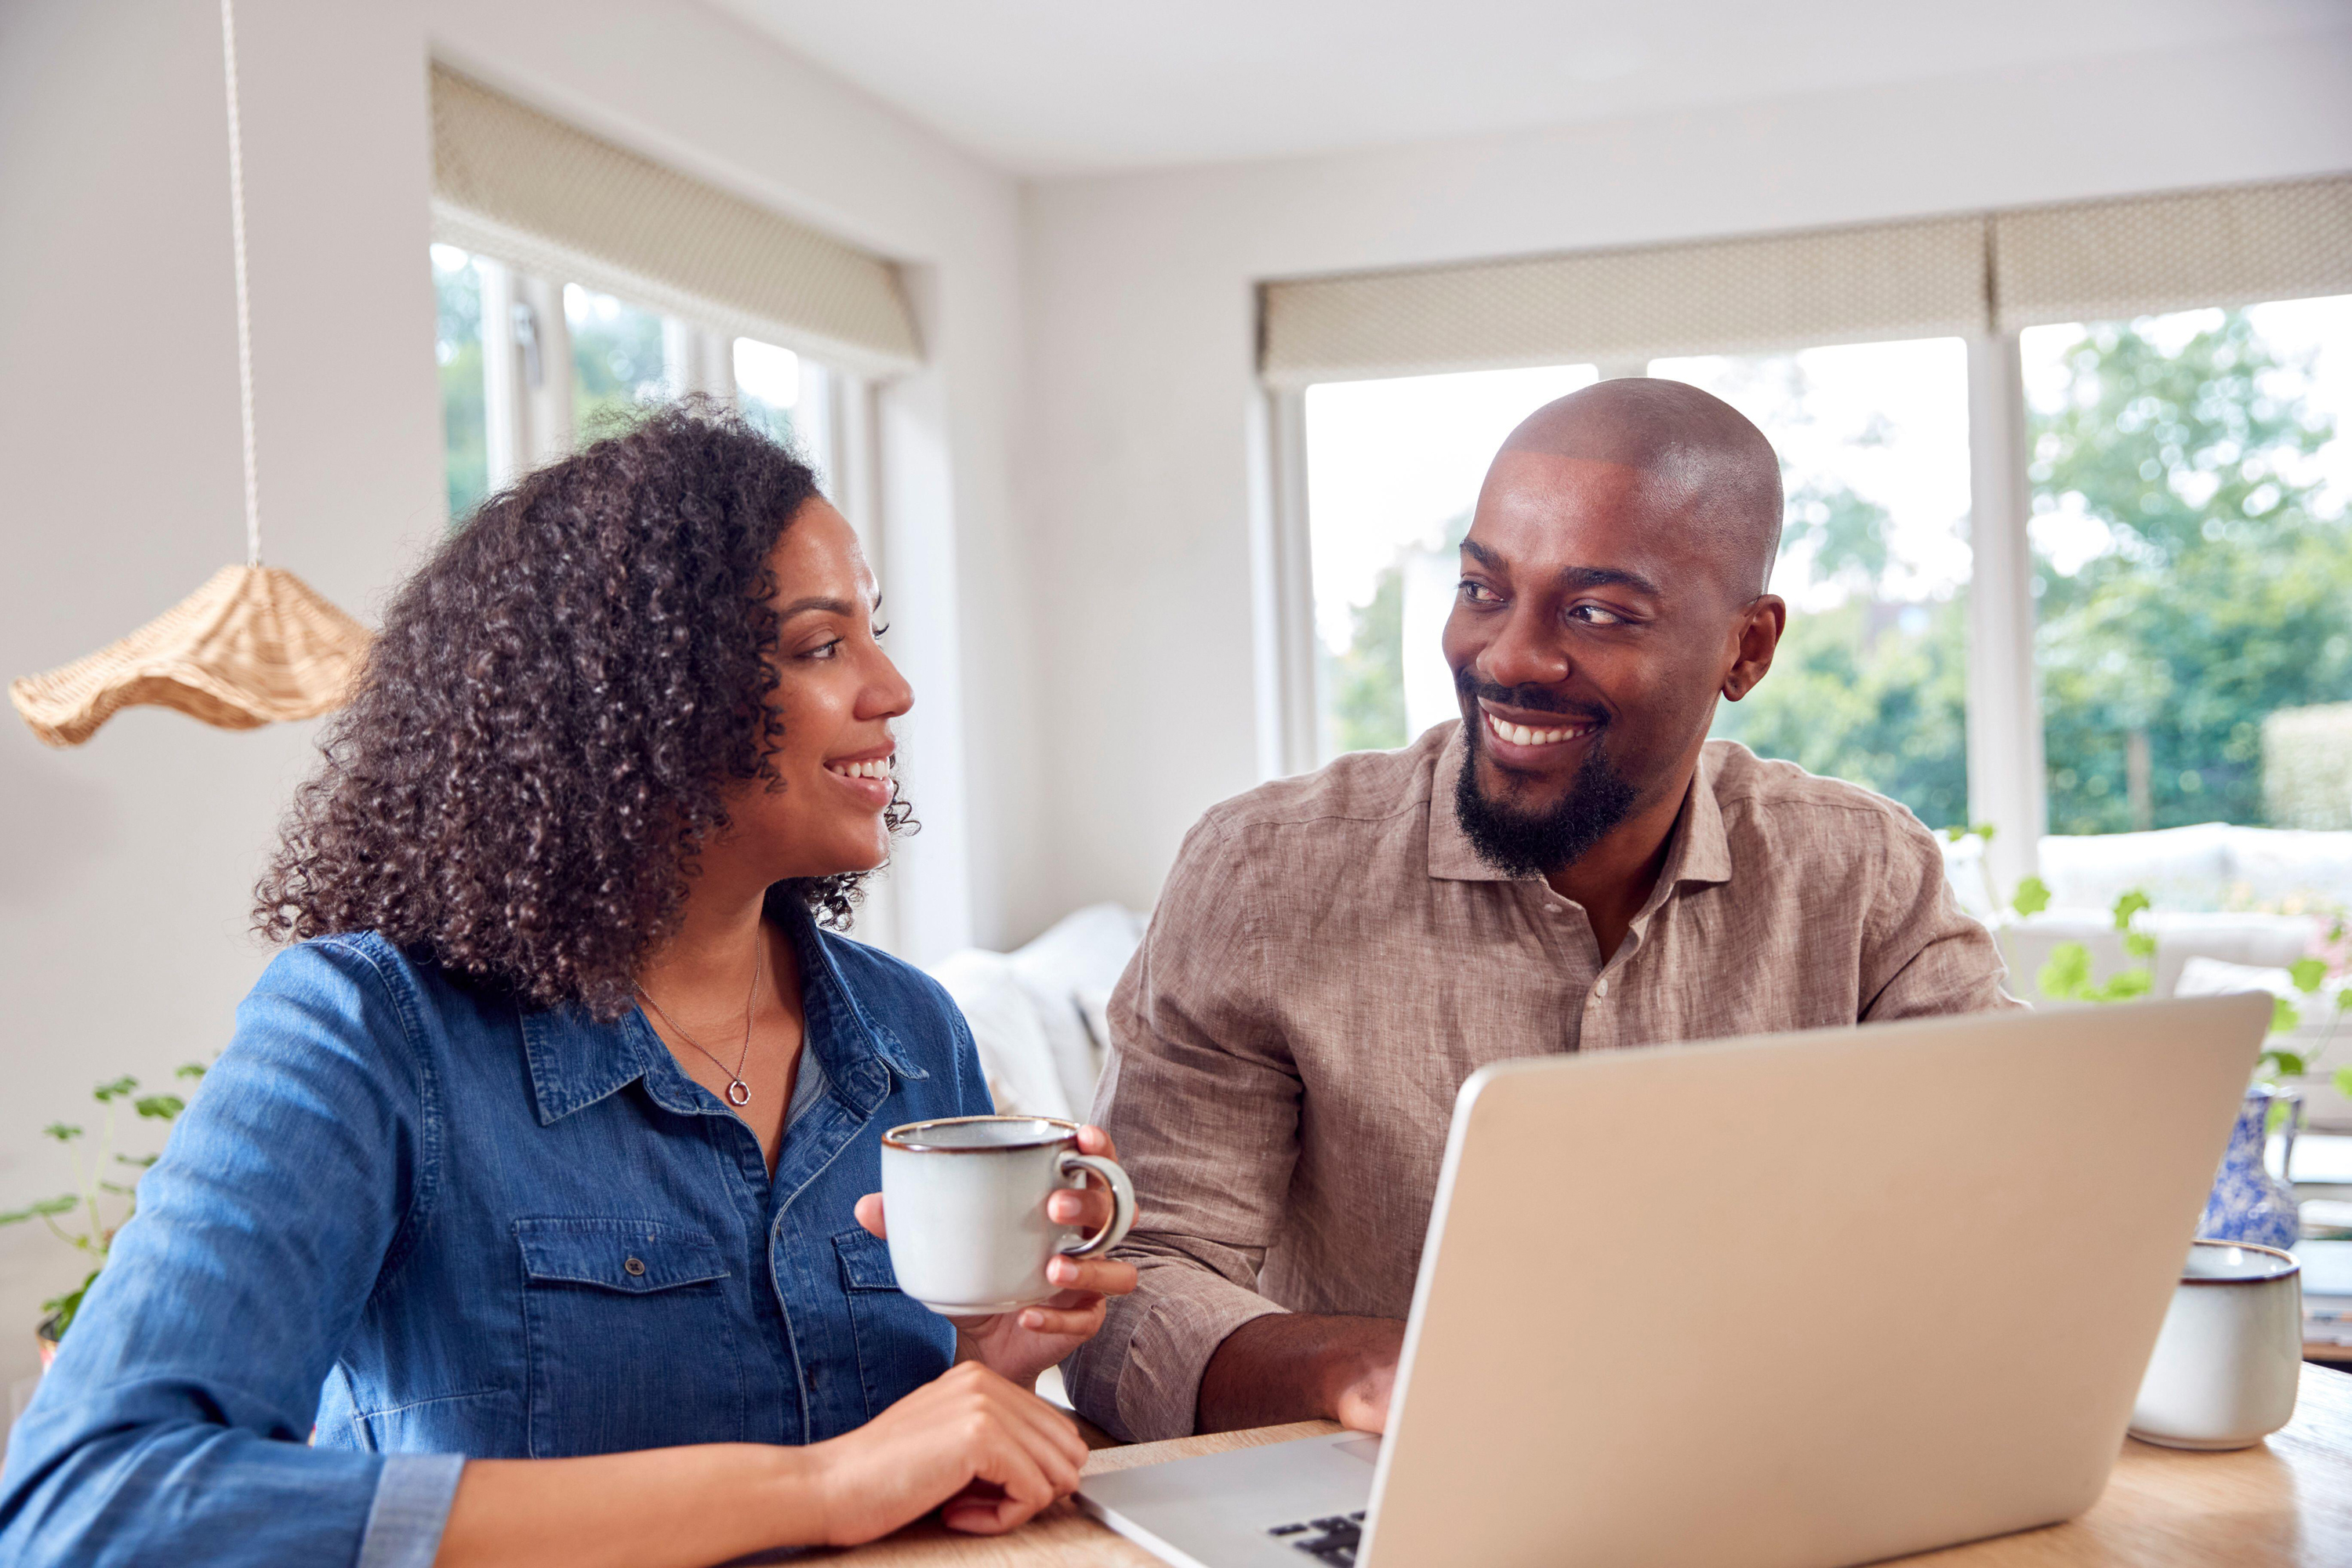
[623,1256,647,1277]
[1593,977,1610,997]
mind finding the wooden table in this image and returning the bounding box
[823,1363,2352,1566]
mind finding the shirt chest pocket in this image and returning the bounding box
[832,1227,954,1422]
[516,1218,746,1457]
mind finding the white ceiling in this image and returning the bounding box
[707,1,2347,177]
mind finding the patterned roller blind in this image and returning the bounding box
[1991,175,2352,331]
[1260,216,1991,388]
[430,64,920,373]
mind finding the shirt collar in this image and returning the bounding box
[1426,720,1733,893]
[521,899,926,1127]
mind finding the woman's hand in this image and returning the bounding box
[803,1361,1089,1541]
[855,1124,1139,1389]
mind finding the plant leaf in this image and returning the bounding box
[90,1076,138,1103]
[0,1195,79,1225]
[2092,967,2153,1004]
[2260,1047,2308,1079]
[2012,876,2052,918]
[2272,996,2303,1037]
[2112,889,2151,929]
[2338,1065,2352,1100]
[132,1094,184,1121]
[42,1123,83,1142]
[114,1152,158,1168]
[2038,941,2092,1000]
[40,1269,101,1341]
[2123,931,2158,960]
[2289,957,2328,994]
[96,1180,137,1197]
[176,1062,208,1081]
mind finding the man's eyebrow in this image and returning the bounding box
[1459,540,1662,598]
[775,595,858,619]
[1556,564,1663,597]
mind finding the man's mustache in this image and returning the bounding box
[1454,666,1606,725]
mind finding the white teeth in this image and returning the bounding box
[830,758,893,781]
[1485,712,1591,747]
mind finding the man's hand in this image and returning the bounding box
[855,1124,1138,1389]
[1197,1314,1407,1434]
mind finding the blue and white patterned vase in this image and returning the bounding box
[2198,1083,2301,1250]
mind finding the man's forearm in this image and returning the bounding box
[1196,1313,1406,1433]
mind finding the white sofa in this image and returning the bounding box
[1942,822,2352,1129]
[924,903,1145,1120]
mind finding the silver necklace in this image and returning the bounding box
[635,933,764,1107]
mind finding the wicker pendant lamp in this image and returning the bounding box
[9,0,369,750]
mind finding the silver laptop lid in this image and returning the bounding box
[1362,993,2268,1568]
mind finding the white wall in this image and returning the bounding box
[0,0,1032,1401]
[1018,28,2352,926]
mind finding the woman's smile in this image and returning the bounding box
[823,744,897,809]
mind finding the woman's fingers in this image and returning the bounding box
[1076,1124,1120,1162]
[853,1192,887,1239]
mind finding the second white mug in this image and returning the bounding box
[2128,1239,2302,1450]
[880,1115,1136,1316]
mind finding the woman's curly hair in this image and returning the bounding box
[255,403,909,1019]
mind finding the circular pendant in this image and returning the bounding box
[727,1080,751,1107]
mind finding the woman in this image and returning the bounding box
[0,408,1134,1566]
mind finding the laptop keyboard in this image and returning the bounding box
[1265,1511,1366,1565]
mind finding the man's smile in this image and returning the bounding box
[1476,698,1603,758]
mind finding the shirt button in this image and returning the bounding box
[1593,978,1610,997]
[623,1256,647,1276]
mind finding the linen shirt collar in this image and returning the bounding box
[1425,720,1734,892]
[521,902,925,1127]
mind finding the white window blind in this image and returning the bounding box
[1261,173,2352,387]
[1991,175,2352,331]
[430,63,920,376]
[1260,216,1991,389]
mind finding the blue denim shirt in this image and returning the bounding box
[0,906,991,1566]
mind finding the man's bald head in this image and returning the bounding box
[1500,378,1783,601]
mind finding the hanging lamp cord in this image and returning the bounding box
[218,0,262,568]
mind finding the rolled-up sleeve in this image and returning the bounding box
[1063,819,1300,1442]
[0,941,456,1566]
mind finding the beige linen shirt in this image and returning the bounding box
[1065,723,2018,1442]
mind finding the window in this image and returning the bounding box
[2024,295,2352,836]
[732,337,800,448]
[564,284,670,435]
[428,249,846,522]
[431,245,489,521]
[1651,339,1974,829]
[1303,365,1597,760]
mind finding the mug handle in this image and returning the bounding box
[1055,1152,1136,1258]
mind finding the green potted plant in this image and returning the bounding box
[2,1064,205,1369]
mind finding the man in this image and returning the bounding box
[1063,379,2018,1444]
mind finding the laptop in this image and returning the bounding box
[1078,993,2269,1568]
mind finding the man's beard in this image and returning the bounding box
[1454,713,1639,879]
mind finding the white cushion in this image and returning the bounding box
[1006,903,1146,1116]
[2035,823,2231,913]
[926,948,1072,1119]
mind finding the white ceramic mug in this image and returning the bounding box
[2128,1240,2303,1450]
[880,1115,1137,1316]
